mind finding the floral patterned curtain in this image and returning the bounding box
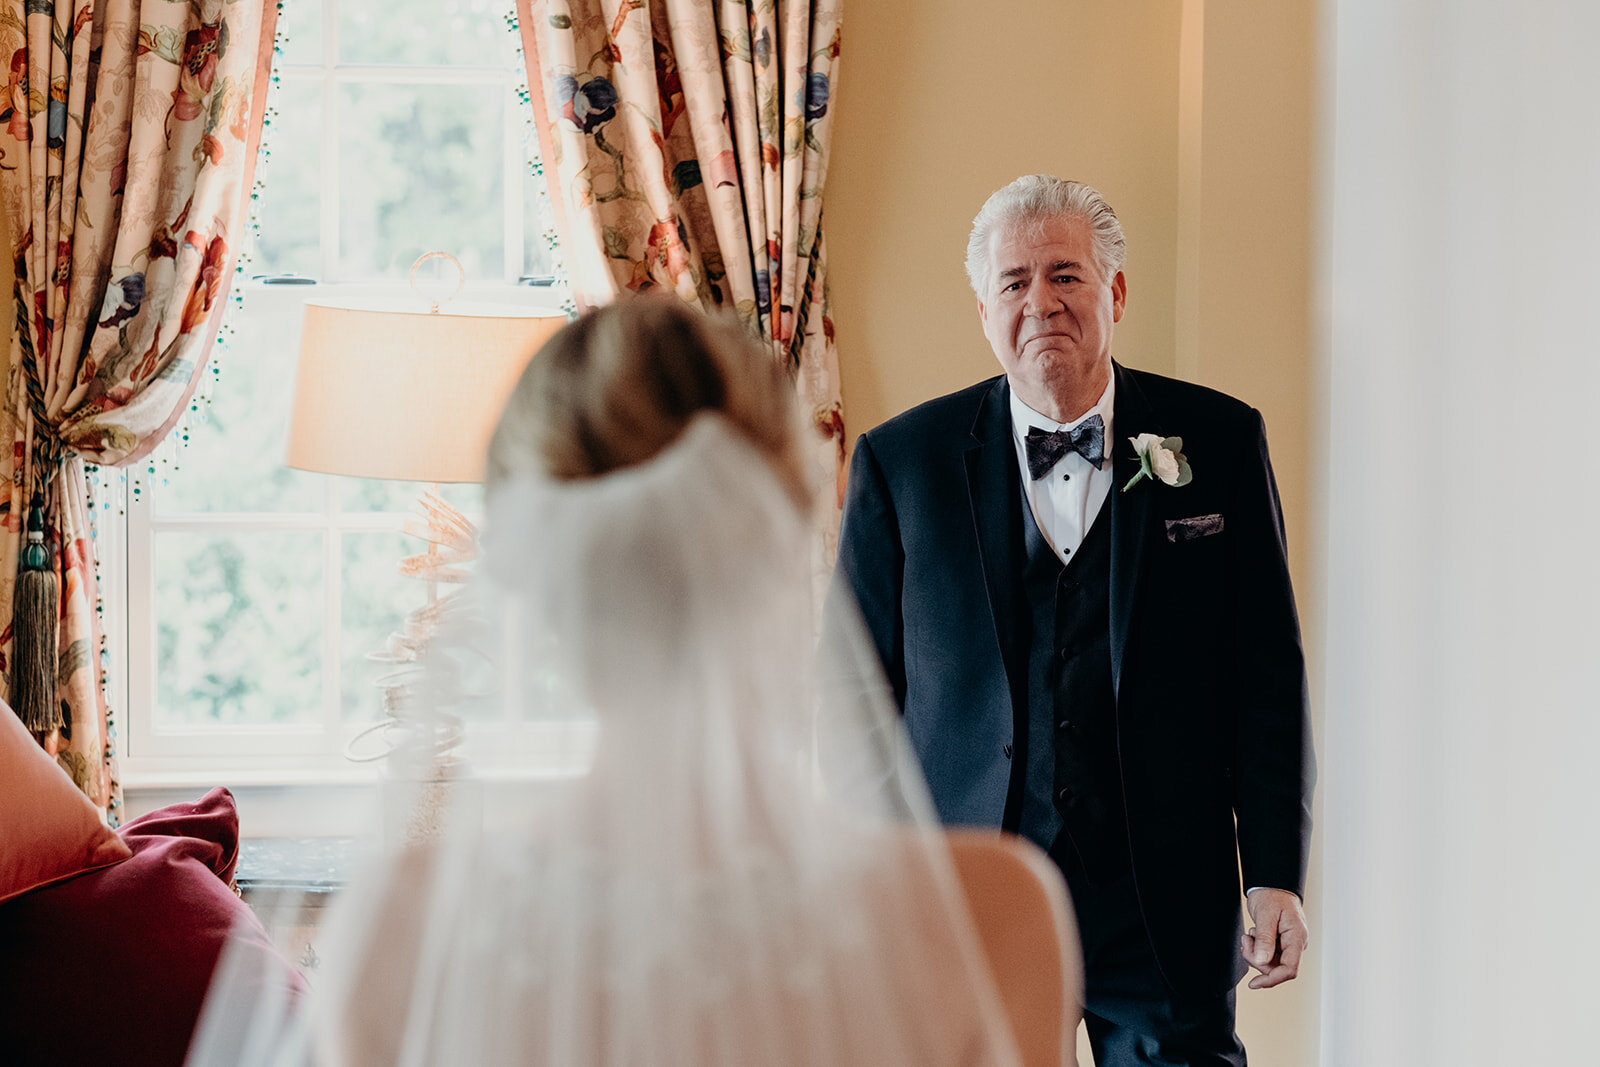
[515,0,847,541]
[0,0,279,816]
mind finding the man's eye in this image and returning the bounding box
[1055,275,1078,284]
[1003,282,1022,293]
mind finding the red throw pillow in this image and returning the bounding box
[0,787,305,1066]
[0,702,131,904]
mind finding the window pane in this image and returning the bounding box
[334,476,416,514]
[341,529,422,724]
[155,531,324,727]
[275,0,323,67]
[335,478,484,516]
[336,82,506,282]
[337,0,517,67]
[251,77,323,279]
[155,289,323,513]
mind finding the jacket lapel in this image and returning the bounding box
[964,378,1027,696]
[1109,363,1163,699]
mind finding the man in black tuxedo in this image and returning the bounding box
[833,176,1314,1065]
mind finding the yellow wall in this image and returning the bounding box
[827,0,1319,1062]
[1190,3,1319,1064]
[828,1,1185,429]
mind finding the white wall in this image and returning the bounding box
[1319,4,1600,1064]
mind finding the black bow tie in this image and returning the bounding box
[1025,416,1105,479]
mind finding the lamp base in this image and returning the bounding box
[382,758,483,849]
[347,487,479,768]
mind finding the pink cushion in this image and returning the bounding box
[0,787,304,1066]
[0,702,131,904]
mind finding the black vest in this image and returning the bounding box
[1014,491,1131,885]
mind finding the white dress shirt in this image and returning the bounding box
[1008,374,1115,562]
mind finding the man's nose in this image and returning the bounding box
[1023,285,1063,317]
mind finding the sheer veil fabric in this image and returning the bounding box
[190,415,1024,1066]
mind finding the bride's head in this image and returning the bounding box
[487,296,808,510]
[479,298,814,727]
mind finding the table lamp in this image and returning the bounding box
[284,252,567,779]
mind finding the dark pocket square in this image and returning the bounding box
[1165,514,1225,542]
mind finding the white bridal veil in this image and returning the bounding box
[190,414,1025,1066]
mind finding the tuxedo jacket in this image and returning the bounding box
[833,363,1315,997]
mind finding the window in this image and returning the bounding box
[98,0,578,785]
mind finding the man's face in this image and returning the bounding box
[977,213,1126,409]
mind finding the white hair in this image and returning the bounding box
[964,175,1126,295]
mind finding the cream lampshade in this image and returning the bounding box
[285,298,567,483]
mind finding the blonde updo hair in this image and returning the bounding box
[487,297,809,510]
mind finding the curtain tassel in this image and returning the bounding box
[12,498,60,734]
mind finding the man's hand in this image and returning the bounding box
[1241,888,1308,989]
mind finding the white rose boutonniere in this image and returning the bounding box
[1123,433,1193,491]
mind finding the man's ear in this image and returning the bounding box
[977,295,988,325]
[1111,271,1127,323]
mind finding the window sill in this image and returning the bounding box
[119,748,591,838]
[121,775,381,839]
[120,765,380,791]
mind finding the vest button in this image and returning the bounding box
[1057,719,1077,733]
[1057,786,1074,801]
[1002,744,1013,759]
[1058,645,1073,661]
